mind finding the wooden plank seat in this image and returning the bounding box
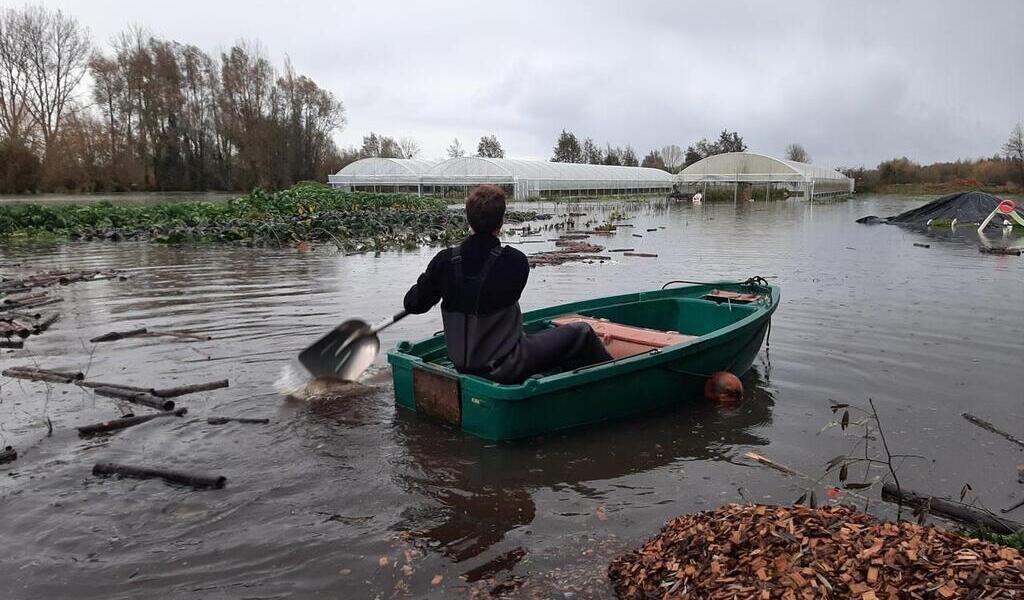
[550,314,696,360]
[703,289,763,304]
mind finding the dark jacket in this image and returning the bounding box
[404,234,529,374]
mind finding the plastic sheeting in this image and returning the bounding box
[856,191,1024,228]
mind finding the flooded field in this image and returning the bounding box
[1,194,1022,598]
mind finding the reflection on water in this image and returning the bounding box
[1,194,1022,598]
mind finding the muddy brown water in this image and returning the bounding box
[1,194,1022,598]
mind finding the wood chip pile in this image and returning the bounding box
[608,504,1024,599]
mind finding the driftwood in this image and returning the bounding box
[153,379,229,398]
[93,387,175,411]
[980,247,1022,256]
[144,330,212,341]
[0,340,23,349]
[33,313,58,334]
[89,327,148,343]
[631,233,643,238]
[609,248,635,252]
[89,327,211,343]
[4,366,84,380]
[78,408,187,436]
[623,252,658,258]
[881,482,1023,534]
[75,380,156,394]
[963,412,1024,449]
[92,462,225,489]
[0,445,16,464]
[207,416,270,425]
[3,368,78,384]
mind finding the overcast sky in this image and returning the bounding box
[42,0,1024,168]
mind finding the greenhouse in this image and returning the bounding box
[675,152,854,201]
[329,156,674,200]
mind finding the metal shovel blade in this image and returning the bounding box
[297,319,380,381]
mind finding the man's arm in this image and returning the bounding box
[403,250,446,314]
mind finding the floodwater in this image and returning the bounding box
[1,194,1022,598]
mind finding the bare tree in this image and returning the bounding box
[398,136,421,159]
[446,137,465,158]
[0,8,32,144]
[1003,123,1024,189]
[660,144,683,171]
[13,5,91,154]
[785,143,810,163]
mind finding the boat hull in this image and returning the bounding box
[388,282,779,440]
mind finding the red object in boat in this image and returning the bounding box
[704,371,743,403]
[997,199,1017,214]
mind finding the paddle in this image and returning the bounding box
[296,310,409,382]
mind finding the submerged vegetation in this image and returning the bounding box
[0,184,470,250]
[0,183,551,250]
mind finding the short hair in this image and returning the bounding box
[465,185,506,233]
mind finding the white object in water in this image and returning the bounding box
[692,192,703,204]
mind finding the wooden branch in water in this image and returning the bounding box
[78,408,187,436]
[962,412,1024,450]
[144,330,212,341]
[881,483,1022,534]
[92,462,226,489]
[0,340,23,349]
[623,252,658,258]
[207,416,269,425]
[153,379,229,398]
[33,313,59,334]
[93,387,175,411]
[75,380,156,394]
[3,368,77,384]
[0,445,16,464]
[89,328,148,343]
[4,366,84,380]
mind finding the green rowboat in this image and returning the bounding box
[388,279,779,440]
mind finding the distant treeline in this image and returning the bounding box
[0,5,346,194]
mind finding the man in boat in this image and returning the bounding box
[403,185,612,384]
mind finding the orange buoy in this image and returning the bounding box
[704,371,743,403]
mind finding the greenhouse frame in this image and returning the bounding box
[328,156,674,200]
[675,152,854,201]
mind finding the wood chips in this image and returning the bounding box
[608,504,1024,599]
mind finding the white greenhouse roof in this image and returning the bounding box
[426,157,673,182]
[333,157,437,177]
[676,152,851,183]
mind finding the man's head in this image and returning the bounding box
[466,185,506,235]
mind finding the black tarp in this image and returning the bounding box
[856,191,1024,228]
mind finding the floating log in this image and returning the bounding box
[75,380,156,394]
[0,340,23,349]
[92,462,226,489]
[881,483,1022,534]
[609,248,635,252]
[153,379,229,398]
[3,291,46,305]
[980,247,1022,256]
[962,412,1024,450]
[93,387,175,411]
[89,327,148,343]
[913,243,930,248]
[78,408,187,436]
[207,416,270,425]
[623,252,658,258]
[646,228,658,232]
[4,366,84,380]
[33,313,59,334]
[631,234,643,238]
[2,369,76,384]
[0,445,16,464]
[144,330,212,341]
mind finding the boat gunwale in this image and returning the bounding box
[388,282,780,400]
